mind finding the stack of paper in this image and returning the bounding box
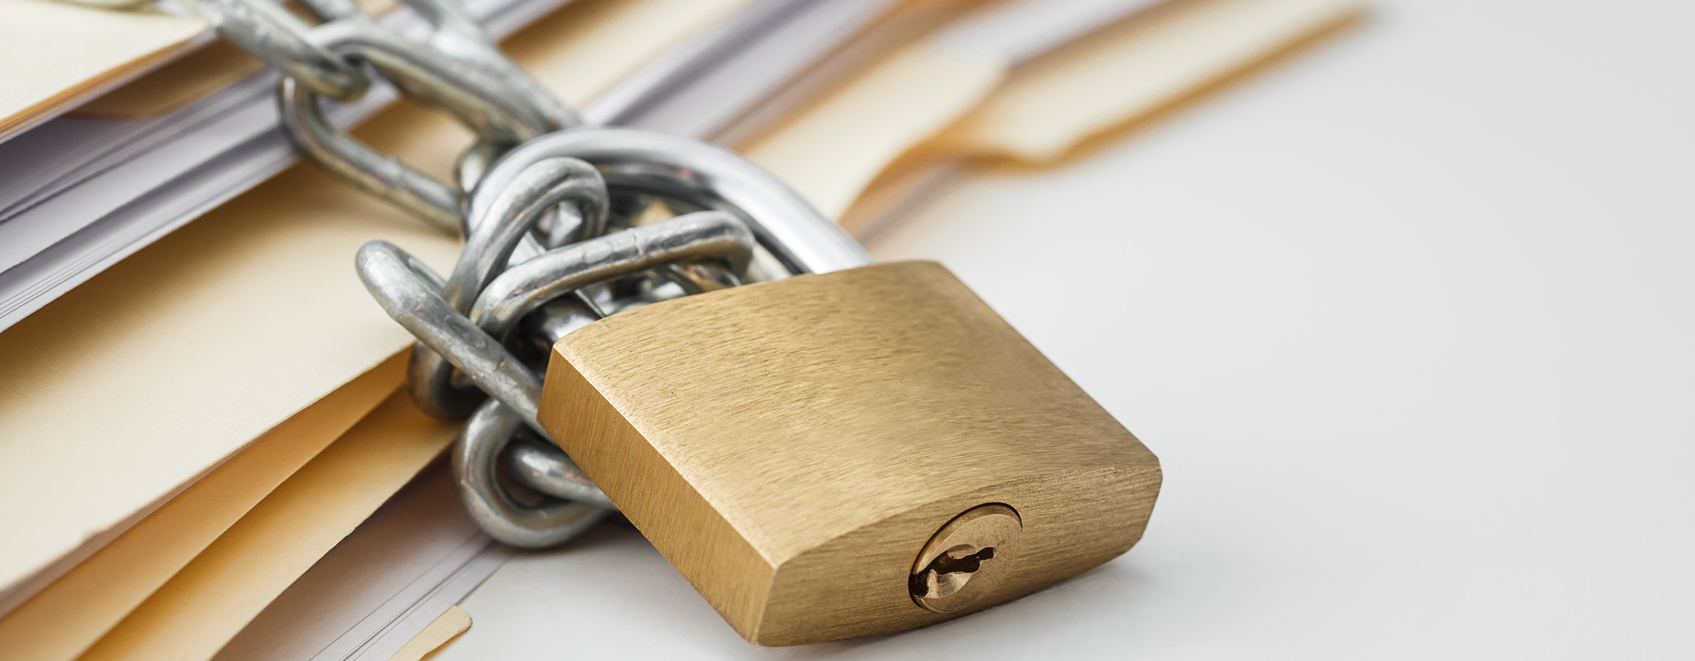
[0,0,1360,658]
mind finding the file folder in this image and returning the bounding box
[0,0,1362,657]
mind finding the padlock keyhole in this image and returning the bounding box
[932,546,995,575]
[910,546,996,600]
[909,504,1021,612]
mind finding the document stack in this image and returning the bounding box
[0,0,1359,658]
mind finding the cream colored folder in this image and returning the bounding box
[2,0,1355,657]
[0,0,747,646]
[75,392,458,661]
[0,0,747,639]
[939,0,1362,162]
[72,0,401,119]
[210,462,492,661]
[389,607,472,661]
[0,0,204,136]
[0,356,402,661]
[743,0,1363,230]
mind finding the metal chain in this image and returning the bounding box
[134,0,620,545]
[67,0,870,547]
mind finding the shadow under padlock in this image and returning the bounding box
[364,128,1161,646]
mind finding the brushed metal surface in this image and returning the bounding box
[539,261,1161,645]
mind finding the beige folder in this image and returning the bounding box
[0,0,204,137]
[743,0,1364,231]
[72,0,401,119]
[390,606,473,661]
[75,391,459,661]
[0,0,1357,657]
[0,0,748,658]
[0,356,403,661]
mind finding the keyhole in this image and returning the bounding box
[931,546,995,575]
[909,546,996,599]
[909,504,1021,613]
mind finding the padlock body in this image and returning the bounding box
[539,261,1160,645]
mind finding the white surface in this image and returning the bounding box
[440,0,1695,657]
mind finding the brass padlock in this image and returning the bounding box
[539,260,1161,645]
[357,129,1162,645]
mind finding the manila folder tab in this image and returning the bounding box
[0,0,748,605]
[0,0,204,135]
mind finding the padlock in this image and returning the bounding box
[539,259,1161,645]
[360,128,1161,645]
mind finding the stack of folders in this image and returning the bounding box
[0,0,1360,658]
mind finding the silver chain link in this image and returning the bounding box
[69,0,870,547]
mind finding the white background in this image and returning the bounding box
[439,0,1695,657]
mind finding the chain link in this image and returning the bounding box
[203,0,778,547]
[70,0,870,547]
